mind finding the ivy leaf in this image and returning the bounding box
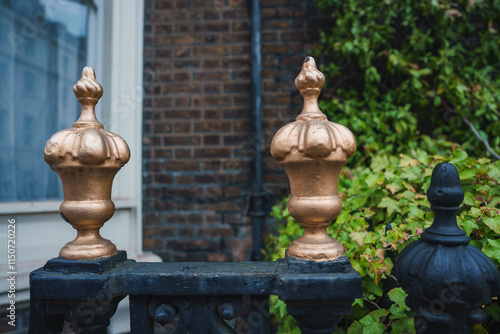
[359,315,385,334]
[386,183,400,195]
[399,171,419,181]
[369,308,390,319]
[347,320,363,334]
[350,230,368,246]
[402,181,416,193]
[483,239,500,261]
[391,317,415,334]
[365,278,384,296]
[459,219,478,235]
[484,216,500,234]
[463,192,475,206]
[459,166,478,179]
[366,172,385,187]
[388,288,408,306]
[388,288,411,317]
[450,150,468,163]
[379,197,401,216]
[399,155,419,167]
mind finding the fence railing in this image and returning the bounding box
[29,58,499,334]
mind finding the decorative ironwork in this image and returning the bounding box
[397,163,500,333]
[27,56,500,334]
[43,67,130,260]
[270,57,356,262]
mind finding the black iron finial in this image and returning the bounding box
[397,162,500,334]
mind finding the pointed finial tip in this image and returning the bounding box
[427,163,464,207]
[82,66,96,80]
[73,66,103,101]
[295,56,324,94]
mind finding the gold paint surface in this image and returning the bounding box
[44,67,130,260]
[270,57,356,261]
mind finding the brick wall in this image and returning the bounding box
[142,0,330,262]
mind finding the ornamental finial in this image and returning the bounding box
[271,57,356,261]
[44,67,130,260]
[397,163,500,333]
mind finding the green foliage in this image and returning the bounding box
[266,1,500,331]
[266,150,500,333]
[312,0,500,162]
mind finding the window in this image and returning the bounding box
[0,0,92,201]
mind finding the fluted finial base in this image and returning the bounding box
[60,230,117,260]
[287,227,345,261]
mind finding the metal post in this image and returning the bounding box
[249,0,266,261]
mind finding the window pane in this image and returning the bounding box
[0,0,89,201]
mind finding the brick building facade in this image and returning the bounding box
[142,0,331,262]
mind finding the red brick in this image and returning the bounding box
[164,136,201,146]
[194,148,232,159]
[203,161,222,170]
[204,135,220,145]
[204,110,220,119]
[206,201,240,212]
[204,83,221,94]
[144,213,162,224]
[193,96,231,107]
[174,123,192,133]
[195,122,231,132]
[195,72,231,81]
[194,22,229,32]
[153,148,173,158]
[204,213,222,224]
[176,175,194,184]
[179,227,195,237]
[205,186,223,197]
[167,240,220,251]
[164,110,201,119]
[156,226,176,237]
[153,174,175,184]
[165,213,202,224]
[223,83,250,93]
[155,24,172,34]
[232,22,249,32]
[175,149,192,159]
[143,238,156,250]
[143,227,154,237]
[224,186,242,197]
[193,46,229,57]
[199,226,235,237]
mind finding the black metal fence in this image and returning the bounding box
[29,61,499,334]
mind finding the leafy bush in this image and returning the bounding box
[266,149,500,333]
[312,0,500,162]
[265,1,500,332]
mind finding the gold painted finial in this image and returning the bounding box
[44,67,130,260]
[271,57,356,261]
